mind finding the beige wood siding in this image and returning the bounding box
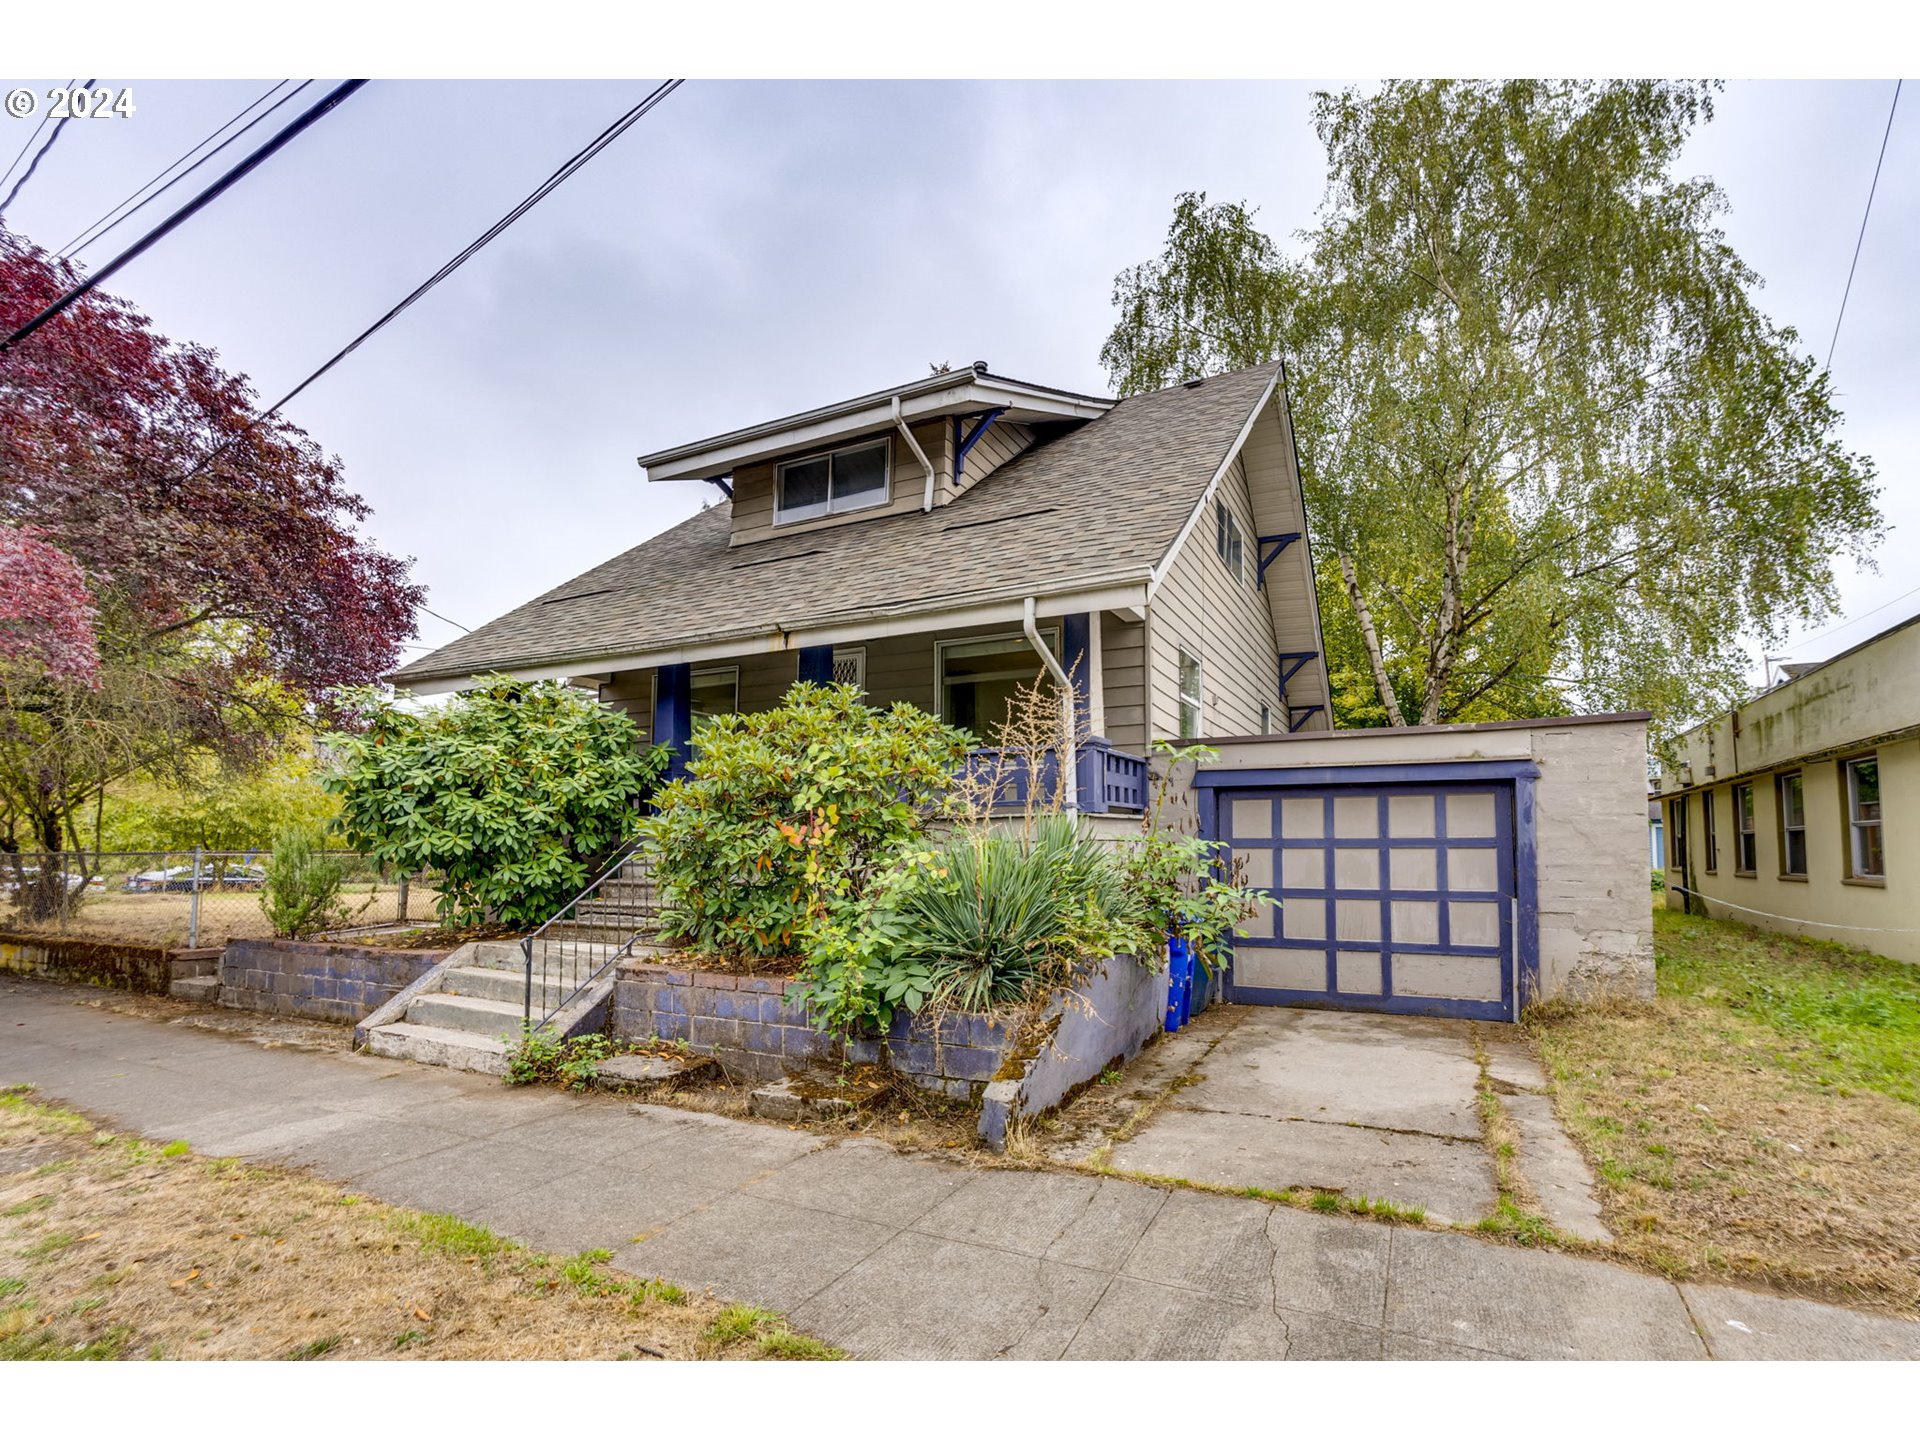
[1239,393,1329,726]
[728,419,952,548]
[601,669,657,743]
[1101,612,1149,753]
[1147,454,1280,740]
[947,420,1035,501]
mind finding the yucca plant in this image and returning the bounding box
[888,814,1142,1013]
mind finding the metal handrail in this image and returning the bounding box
[519,841,656,1031]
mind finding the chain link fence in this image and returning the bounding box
[0,850,440,949]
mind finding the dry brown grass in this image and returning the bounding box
[3,882,442,949]
[1529,910,1920,1316]
[0,1088,839,1361]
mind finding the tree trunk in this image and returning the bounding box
[1338,551,1409,728]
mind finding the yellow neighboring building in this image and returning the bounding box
[1656,614,1917,964]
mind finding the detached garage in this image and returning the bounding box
[1184,713,1655,1021]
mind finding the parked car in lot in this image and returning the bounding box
[1,866,91,896]
[122,863,267,893]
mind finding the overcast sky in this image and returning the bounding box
[2,78,1911,683]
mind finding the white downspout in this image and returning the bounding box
[1024,596,1078,815]
[893,395,938,512]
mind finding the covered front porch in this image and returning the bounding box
[593,612,1150,815]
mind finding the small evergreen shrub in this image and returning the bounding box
[261,825,348,938]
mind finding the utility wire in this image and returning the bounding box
[1784,578,1920,650]
[420,606,470,633]
[0,79,95,217]
[0,80,367,358]
[1826,78,1902,371]
[253,78,685,421]
[57,79,302,260]
[0,84,63,194]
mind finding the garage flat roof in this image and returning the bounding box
[1195,712,1652,746]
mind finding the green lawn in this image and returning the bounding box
[1528,907,1920,1314]
[1652,907,1920,1106]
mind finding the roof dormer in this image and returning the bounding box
[637,363,1112,547]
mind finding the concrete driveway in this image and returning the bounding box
[1059,1005,1606,1234]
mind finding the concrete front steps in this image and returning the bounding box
[354,937,661,1077]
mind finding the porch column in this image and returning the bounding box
[1061,613,1093,736]
[654,662,692,783]
[1062,612,1096,812]
[795,644,834,688]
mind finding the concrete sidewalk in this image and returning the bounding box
[3,976,1915,1361]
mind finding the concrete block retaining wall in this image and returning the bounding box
[221,938,450,1025]
[611,954,1166,1130]
[0,932,219,995]
[610,962,1018,1094]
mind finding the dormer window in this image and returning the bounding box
[776,439,890,524]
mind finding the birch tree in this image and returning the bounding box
[1102,81,1881,731]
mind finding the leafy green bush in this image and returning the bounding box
[261,825,348,938]
[324,677,666,930]
[1116,741,1278,970]
[642,683,970,958]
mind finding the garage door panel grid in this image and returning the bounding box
[1222,784,1516,1019]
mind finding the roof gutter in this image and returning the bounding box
[1024,595,1078,815]
[893,395,938,513]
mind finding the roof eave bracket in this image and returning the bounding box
[1256,532,1301,590]
[952,407,1008,491]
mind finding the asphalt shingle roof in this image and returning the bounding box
[392,362,1281,685]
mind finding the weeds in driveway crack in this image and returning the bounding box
[1467,1027,1575,1250]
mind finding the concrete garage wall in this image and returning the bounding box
[221,938,450,1025]
[1182,713,1655,1006]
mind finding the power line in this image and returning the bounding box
[420,606,470,633]
[1784,579,1920,650]
[57,79,303,260]
[253,78,685,422]
[0,80,367,358]
[0,78,95,216]
[0,83,64,194]
[1826,78,1902,371]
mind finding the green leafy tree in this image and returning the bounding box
[101,747,338,853]
[1102,82,1881,735]
[642,683,971,958]
[324,677,666,929]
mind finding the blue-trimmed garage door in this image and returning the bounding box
[1219,782,1517,1020]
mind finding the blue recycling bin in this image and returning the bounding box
[1165,933,1194,1032]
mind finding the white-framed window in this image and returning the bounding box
[689,666,738,724]
[1777,771,1807,877]
[775,439,890,524]
[1177,649,1203,740]
[936,630,1058,740]
[1260,702,1276,735]
[1845,755,1884,880]
[1215,498,1245,583]
[832,646,866,695]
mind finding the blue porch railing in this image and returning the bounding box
[960,735,1147,815]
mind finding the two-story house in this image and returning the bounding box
[392,360,1332,815]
